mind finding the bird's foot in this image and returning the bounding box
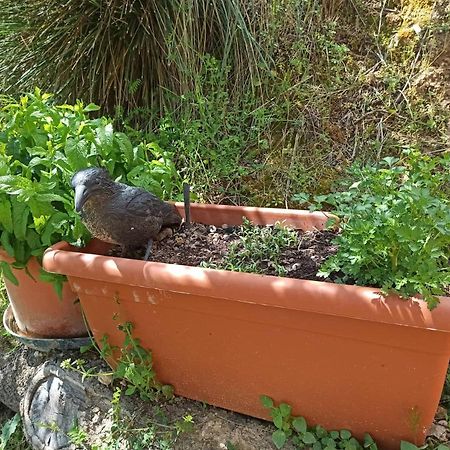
[143,240,153,261]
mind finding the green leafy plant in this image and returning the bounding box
[61,321,192,449]
[203,218,298,276]
[260,395,377,450]
[66,422,88,447]
[149,54,282,203]
[0,414,29,450]
[310,149,449,309]
[103,321,174,401]
[62,321,173,401]
[0,88,180,290]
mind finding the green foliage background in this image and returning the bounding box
[1,0,448,205]
[0,89,179,284]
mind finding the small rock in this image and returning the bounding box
[221,224,229,229]
[435,406,448,420]
[175,236,185,245]
[427,423,447,440]
[98,374,113,386]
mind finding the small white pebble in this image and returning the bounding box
[98,374,113,386]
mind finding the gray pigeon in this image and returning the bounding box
[71,167,182,259]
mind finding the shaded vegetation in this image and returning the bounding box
[1,0,449,205]
[316,150,450,309]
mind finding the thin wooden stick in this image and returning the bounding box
[183,183,191,227]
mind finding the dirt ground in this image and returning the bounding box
[115,222,339,283]
[1,346,448,450]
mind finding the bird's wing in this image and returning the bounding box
[106,186,165,221]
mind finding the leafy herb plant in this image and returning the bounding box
[62,321,173,401]
[308,149,449,309]
[0,88,180,290]
[203,218,298,276]
[260,395,377,450]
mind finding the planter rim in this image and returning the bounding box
[43,244,450,333]
[0,248,16,264]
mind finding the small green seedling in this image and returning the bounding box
[206,218,298,276]
[260,395,377,450]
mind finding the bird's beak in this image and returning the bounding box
[74,185,89,212]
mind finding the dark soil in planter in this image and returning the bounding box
[116,223,339,282]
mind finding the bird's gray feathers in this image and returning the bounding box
[72,167,182,252]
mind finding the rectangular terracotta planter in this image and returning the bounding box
[42,203,450,449]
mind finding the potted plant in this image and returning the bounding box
[42,151,450,448]
[0,88,179,338]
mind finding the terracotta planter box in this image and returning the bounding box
[42,203,450,449]
[0,251,87,338]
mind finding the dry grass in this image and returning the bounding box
[0,0,268,115]
[0,0,449,205]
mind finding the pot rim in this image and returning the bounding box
[42,202,450,332]
[43,238,450,332]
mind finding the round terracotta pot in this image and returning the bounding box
[0,250,87,338]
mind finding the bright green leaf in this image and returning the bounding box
[272,430,287,449]
[83,103,101,112]
[302,432,317,444]
[0,199,13,233]
[272,411,283,429]
[12,201,28,240]
[292,417,307,434]
[0,261,18,285]
[279,403,291,418]
[260,395,274,409]
[125,385,136,396]
[1,231,15,257]
[340,430,352,440]
[1,413,21,445]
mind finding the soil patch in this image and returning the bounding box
[118,223,339,282]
